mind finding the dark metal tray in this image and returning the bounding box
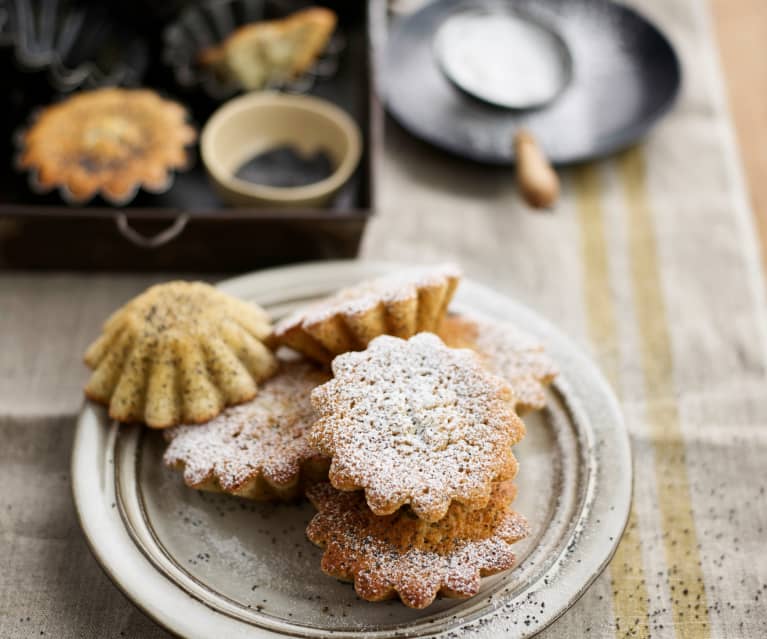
[0,0,382,271]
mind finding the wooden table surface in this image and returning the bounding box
[712,0,767,270]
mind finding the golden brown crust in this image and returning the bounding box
[310,333,525,522]
[84,281,277,428]
[305,481,529,609]
[273,264,461,364]
[18,88,196,204]
[199,7,337,90]
[439,313,558,414]
[164,361,330,501]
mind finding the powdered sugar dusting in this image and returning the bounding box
[439,313,558,414]
[164,361,330,497]
[310,333,525,522]
[274,263,461,332]
[305,481,529,609]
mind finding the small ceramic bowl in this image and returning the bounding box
[201,92,362,208]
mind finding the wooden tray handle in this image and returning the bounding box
[115,214,190,249]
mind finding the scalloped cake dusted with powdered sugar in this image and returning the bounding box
[164,361,330,500]
[272,264,461,363]
[305,481,529,609]
[309,333,525,522]
[439,313,558,414]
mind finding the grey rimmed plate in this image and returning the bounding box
[72,260,631,639]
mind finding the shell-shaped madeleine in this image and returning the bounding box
[84,281,277,428]
[272,264,461,364]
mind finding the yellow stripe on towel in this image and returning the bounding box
[574,163,650,639]
[617,147,711,639]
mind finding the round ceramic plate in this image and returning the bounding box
[72,261,631,639]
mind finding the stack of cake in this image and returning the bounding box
[83,264,558,609]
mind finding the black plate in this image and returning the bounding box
[384,0,681,165]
